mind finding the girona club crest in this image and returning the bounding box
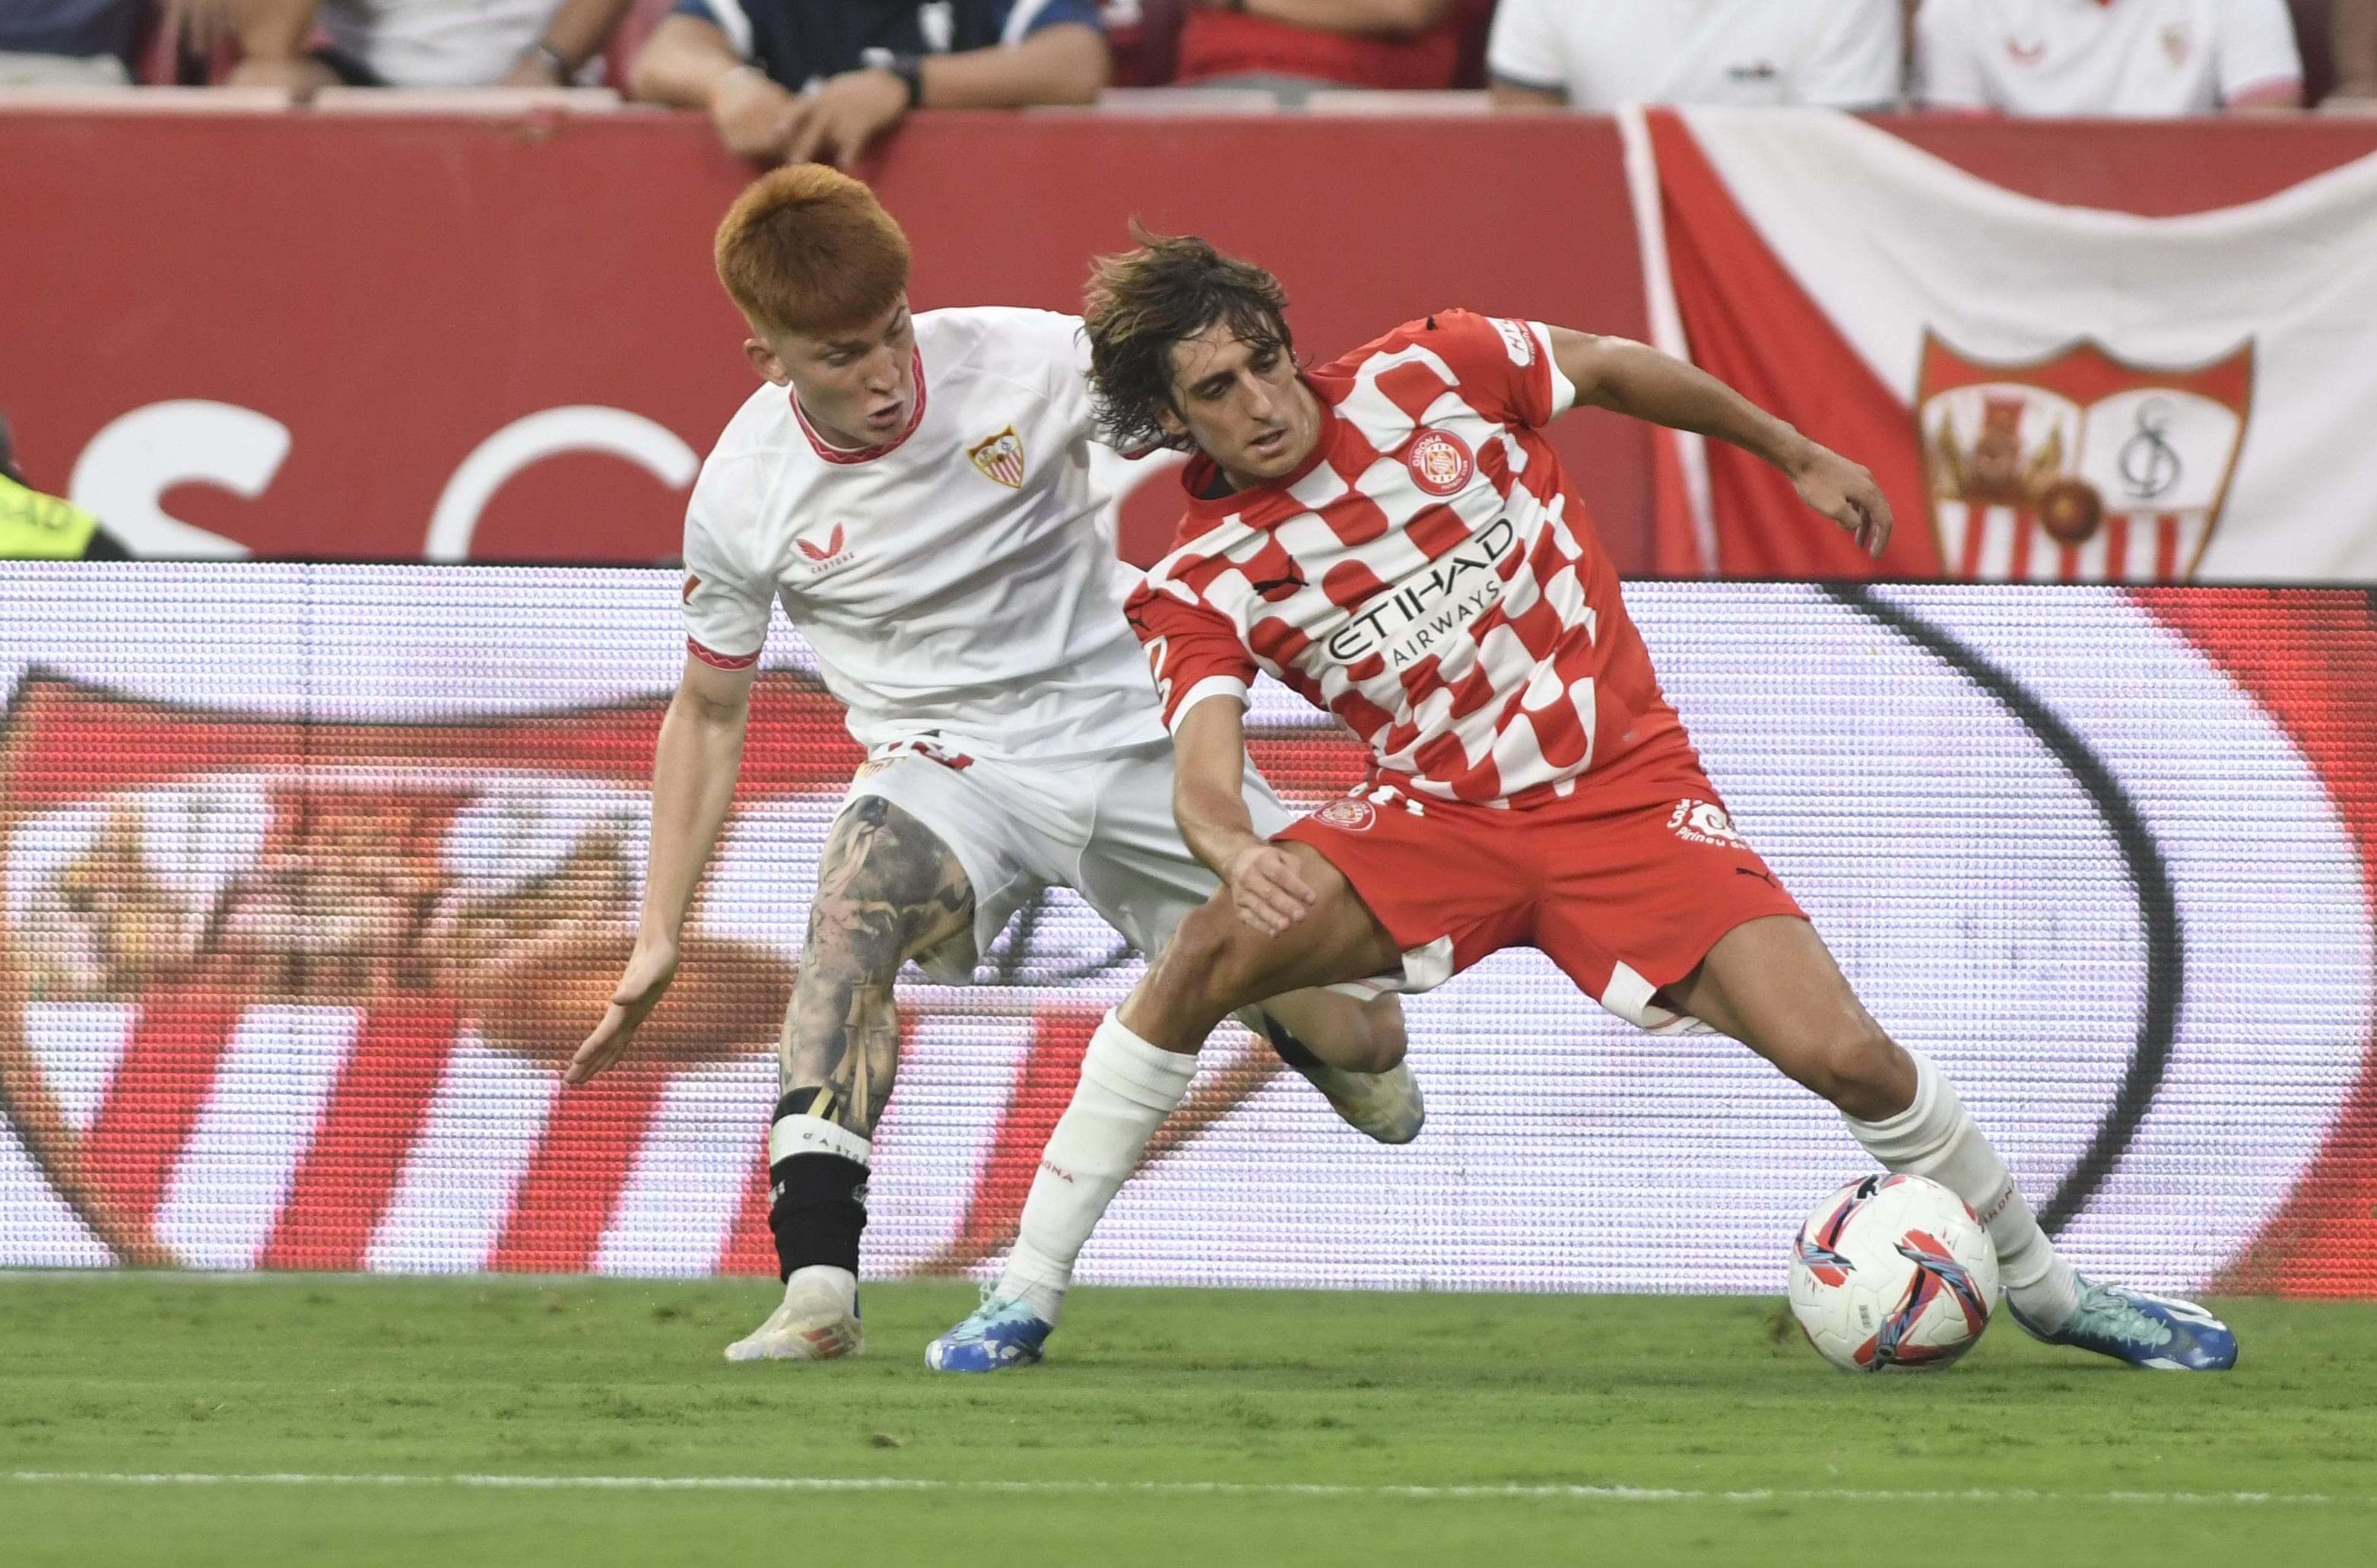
[1405,429,1474,498]
[1315,797,1377,832]
[967,425,1027,489]
[1915,333,2253,582]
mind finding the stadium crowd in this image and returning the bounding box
[3,2,2370,147]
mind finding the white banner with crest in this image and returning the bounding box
[1625,106,2377,581]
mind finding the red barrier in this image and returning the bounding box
[5,107,2371,573]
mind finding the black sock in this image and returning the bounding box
[766,1092,868,1284]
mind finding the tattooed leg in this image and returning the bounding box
[779,795,973,1130]
[764,795,973,1293]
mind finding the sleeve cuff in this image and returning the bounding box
[1166,676,1250,732]
[2225,76,2303,108]
[1530,321,1578,417]
[1487,65,1566,97]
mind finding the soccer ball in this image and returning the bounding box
[1788,1173,2000,1372]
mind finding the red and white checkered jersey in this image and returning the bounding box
[1126,309,1693,809]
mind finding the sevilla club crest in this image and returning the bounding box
[0,668,1350,1277]
[1915,334,2252,582]
[967,426,1026,489]
[0,671,824,1270]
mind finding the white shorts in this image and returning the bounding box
[842,736,1296,986]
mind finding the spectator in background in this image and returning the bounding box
[221,0,632,94]
[0,414,127,560]
[0,0,144,84]
[1101,0,1182,86]
[631,1,1107,168]
[2336,0,2377,102]
[1488,0,1903,111]
[1913,0,2303,113]
[1168,0,1482,97]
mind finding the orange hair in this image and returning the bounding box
[712,166,912,337]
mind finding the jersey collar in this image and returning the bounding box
[790,346,930,465]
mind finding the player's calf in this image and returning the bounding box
[1780,1022,1916,1125]
[1673,916,2093,1345]
[1248,998,1423,1145]
[962,875,1405,1354]
[740,797,974,1364]
[1251,988,1406,1076]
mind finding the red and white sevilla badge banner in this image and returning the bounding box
[1620,106,2377,582]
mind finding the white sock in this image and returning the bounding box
[1843,1049,2081,1329]
[995,1010,1196,1326]
[786,1263,857,1317]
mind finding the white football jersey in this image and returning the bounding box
[319,0,577,88]
[1487,0,1904,112]
[680,306,1167,762]
[1913,0,2302,116]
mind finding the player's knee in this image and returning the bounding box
[1804,1027,1913,1122]
[1154,898,1266,1016]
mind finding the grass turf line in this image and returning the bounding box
[5,1274,2372,1566]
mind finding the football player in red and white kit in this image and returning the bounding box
[929,230,2237,1373]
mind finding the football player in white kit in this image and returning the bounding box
[565,166,1419,1363]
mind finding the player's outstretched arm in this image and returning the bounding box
[1172,698,1316,937]
[566,652,756,1084]
[1545,326,1894,558]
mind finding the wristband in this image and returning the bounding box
[888,52,925,109]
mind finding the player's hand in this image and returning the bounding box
[1223,840,1317,937]
[709,67,803,163]
[224,56,318,95]
[170,0,240,52]
[566,937,681,1086]
[784,68,907,170]
[1790,443,1894,559]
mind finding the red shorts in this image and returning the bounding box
[1276,771,1807,1033]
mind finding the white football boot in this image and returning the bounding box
[723,1269,863,1363]
[1296,1057,1426,1144]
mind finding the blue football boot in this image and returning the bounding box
[2007,1277,2239,1371]
[925,1292,1054,1372]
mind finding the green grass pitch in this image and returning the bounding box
[5,1274,2372,1566]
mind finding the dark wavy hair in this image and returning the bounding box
[1083,225,1295,454]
